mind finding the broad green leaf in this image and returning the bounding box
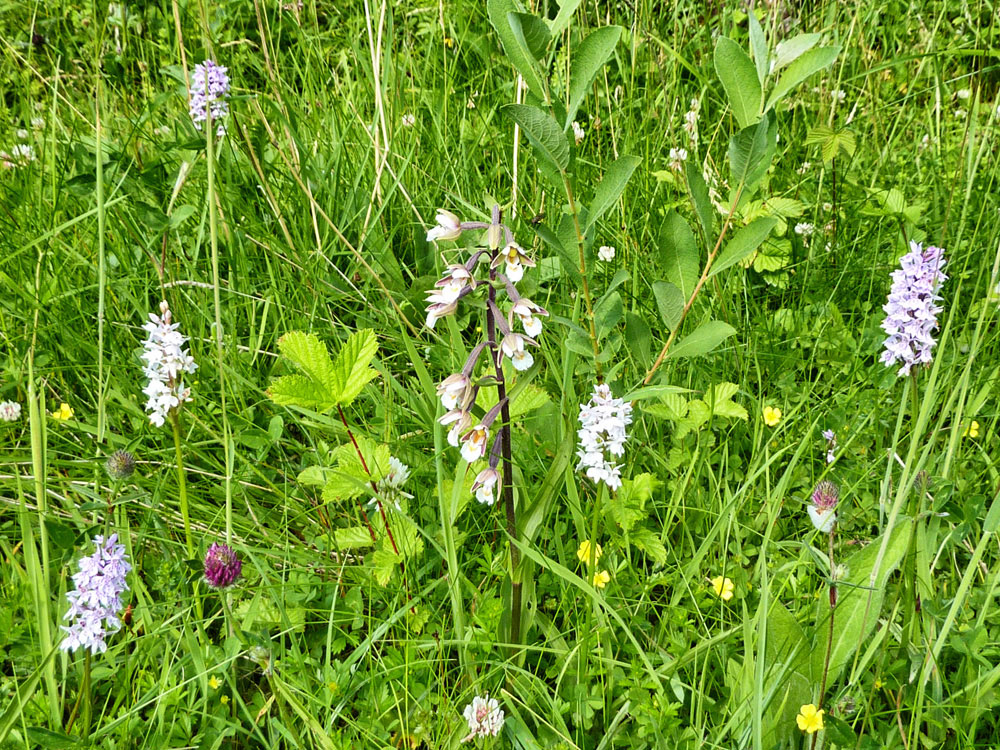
[624,312,652,367]
[502,103,569,171]
[334,526,374,549]
[772,33,820,72]
[709,216,778,278]
[747,12,768,85]
[548,0,582,37]
[652,280,684,331]
[508,12,550,61]
[487,0,546,100]
[595,290,623,337]
[810,520,912,685]
[277,331,336,393]
[659,211,700,299]
[685,158,714,240]
[267,375,336,412]
[763,601,813,745]
[332,329,379,406]
[666,320,736,360]
[706,382,748,421]
[630,526,667,566]
[714,37,762,128]
[765,46,841,111]
[566,26,622,127]
[476,382,551,418]
[610,473,659,532]
[322,469,370,503]
[296,465,329,486]
[373,548,402,586]
[622,384,690,402]
[728,113,777,194]
[584,154,640,234]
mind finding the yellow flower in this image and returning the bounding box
[591,570,610,588]
[51,402,74,421]
[762,405,781,427]
[711,576,734,601]
[220,694,230,706]
[208,676,221,690]
[796,704,824,734]
[874,678,883,689]
[576,539,603,566]
[963,420,979,438]
[443,36,455,48]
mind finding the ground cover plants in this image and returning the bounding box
[1,0,999,747]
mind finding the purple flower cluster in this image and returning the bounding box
[61,534,131,654]
[189,59,230,136]
[880,241,947,377]
[204,542,242,590]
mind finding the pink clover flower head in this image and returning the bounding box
[189,59,231,136]
[879,241,947,376]
[808,480,839,533]
[61,534,131,654]
[461,694,504,742]
[203,542,242,590]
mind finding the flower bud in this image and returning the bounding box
[105,450,137,481]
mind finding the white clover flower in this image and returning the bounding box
[953,108,967,119]
[426,209,462,243]
[1,143,36,168]
[598,245,616,263]
[141,300,197,427]
[15,129,28,140]
[31,117,44,130]
[794,222,815,237]
[0,400,22,422]
[956,88,971,101]
[471,467,499,505]
[371,456,412,511]
[669,147,688,171]
[462,694,504,742]
[831,89,847,103]
[401,113,416,127]
[796,161,811,175]
[572,120,585,145]
[576,383,632,491]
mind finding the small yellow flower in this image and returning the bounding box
[711,576,734,601]
[220,694,230,706]
[874,678,883,690]
[51,402,74,421]
[576,539,603,566]
[762,405,781,427]
[963,420,980,438]
[796,704,824,734]
[591,570,610,588]
[208,676,221,690]
[443,36,455,48]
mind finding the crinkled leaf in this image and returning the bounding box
[630,525,667,566]
[277,331,337,393]
[335,526,375,550]
[267,375,337,412]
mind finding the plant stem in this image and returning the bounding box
[336,405,398,553]
[170,411,194,559]
[562,175,603,382]
[812,529,837,750]
[82,651,93,740]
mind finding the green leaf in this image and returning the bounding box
[584,154,640,234]
[334,526,375,550]
[667,320,736,360]
[548,0,582,37]
[566,26,622,127]
[709,216,778,278]
[373,548,402,586]
[747,11,768,85]
[728,113,777,194]
[595,290,623,337]
[659,211,700,299]
[267,375,337,412]
[624,312,652,367]
[652,281,684,331]
[810,520,913,685]
[502,103,569,172]
[714,37,762,128]
[332,329,379,406]
[630,526,667,566]
[685,158,714,241]
[772,33,821,72]
[487,0,546,100]
[508,12,551,61]
[765,45,841,111]
[763,600,813,744]
[277,331,337,394]
[610,473,659,532]
[706,382,749,421]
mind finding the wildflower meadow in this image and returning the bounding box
[3,1,1000,748]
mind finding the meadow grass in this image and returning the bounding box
[1,1,999,748]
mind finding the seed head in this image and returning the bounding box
[105,450,137,481]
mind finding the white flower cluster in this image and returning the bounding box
[669,146,688,172]
[683,97,700,144]
[371,456,412,511]
[141,300,198,427]
[461,694,504,742]
[576,383,632,491]
[0,400,21,422]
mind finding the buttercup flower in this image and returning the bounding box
[141,300,198,427]
[762,405,781,427]
[598,245,616,263]
[577,539,603,565]
[61,534,131,654]
[189,59,231,136]
[963,420,979,439]
[203,542,242,590]
[51,402,74,421]
[426,209,462,243]
[462,694,504,742]
[796,704,824,734]
[712,575,734,601]
[591,570,611,588]
[880,241,947,376]
[0,400,21,422]
[209,675,221,689]
[808,480,839,533]
[471,467,500,505]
